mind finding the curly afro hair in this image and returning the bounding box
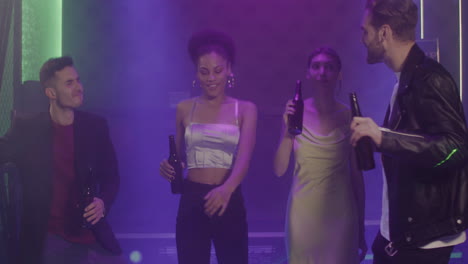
[188,30,235,66]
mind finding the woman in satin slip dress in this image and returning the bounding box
[274,47,367,264]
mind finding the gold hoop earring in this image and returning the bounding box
[192,79,199,89]
[227,74,235,89]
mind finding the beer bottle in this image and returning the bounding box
[168,135,183,194]
[81,168,95,228]
[350,92,375,171]
[288,80,304,135]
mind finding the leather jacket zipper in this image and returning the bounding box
[392,114,402,130]
[379,127,425,139]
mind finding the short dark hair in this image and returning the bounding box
[307,47,342,72]
[188,30,235,66]
[39,56,74,89]
[366,0,418,41]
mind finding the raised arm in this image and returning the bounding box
[351,72,468,170]
[379,73,468,169]
[273,100,295,177]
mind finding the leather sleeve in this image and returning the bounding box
[379,70,468,169]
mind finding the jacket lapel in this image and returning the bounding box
[387,44,425,130]
[73,111,98,188]
[383,105,390,127]
[388,84,403,129]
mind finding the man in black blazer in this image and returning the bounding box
[0,56,126,263]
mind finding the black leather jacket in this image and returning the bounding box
[379,44,468,249]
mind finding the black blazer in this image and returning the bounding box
[0,110,122,263]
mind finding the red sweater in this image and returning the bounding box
[47,122,95,244]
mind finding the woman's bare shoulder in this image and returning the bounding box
[177,97,197,112]
[235,98,257,112]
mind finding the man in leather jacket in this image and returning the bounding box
[351,0,468,263]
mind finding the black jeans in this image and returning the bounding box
[372,231,454,264]
[176,180,248,264]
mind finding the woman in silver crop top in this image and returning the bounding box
[159,30,257,264]
[273,47,367,264]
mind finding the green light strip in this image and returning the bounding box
[434,148,459,168]
[22,0,62,82]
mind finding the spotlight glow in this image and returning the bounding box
[129,250,143,263]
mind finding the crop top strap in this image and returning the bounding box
[235,99,239,126]
[189,99,198,124]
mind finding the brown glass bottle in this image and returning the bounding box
[350,92,375,171]
[81,168,95,229]
[288,80,304,136]
[168,135,183,194]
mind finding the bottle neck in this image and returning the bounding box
[169,137,177,156]
[350,95,362,117]
[294,88,302,101]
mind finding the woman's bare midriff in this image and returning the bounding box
[187,168,231,185]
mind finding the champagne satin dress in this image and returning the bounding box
[287,111,359,264]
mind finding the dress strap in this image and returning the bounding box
[235,100,239,126]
